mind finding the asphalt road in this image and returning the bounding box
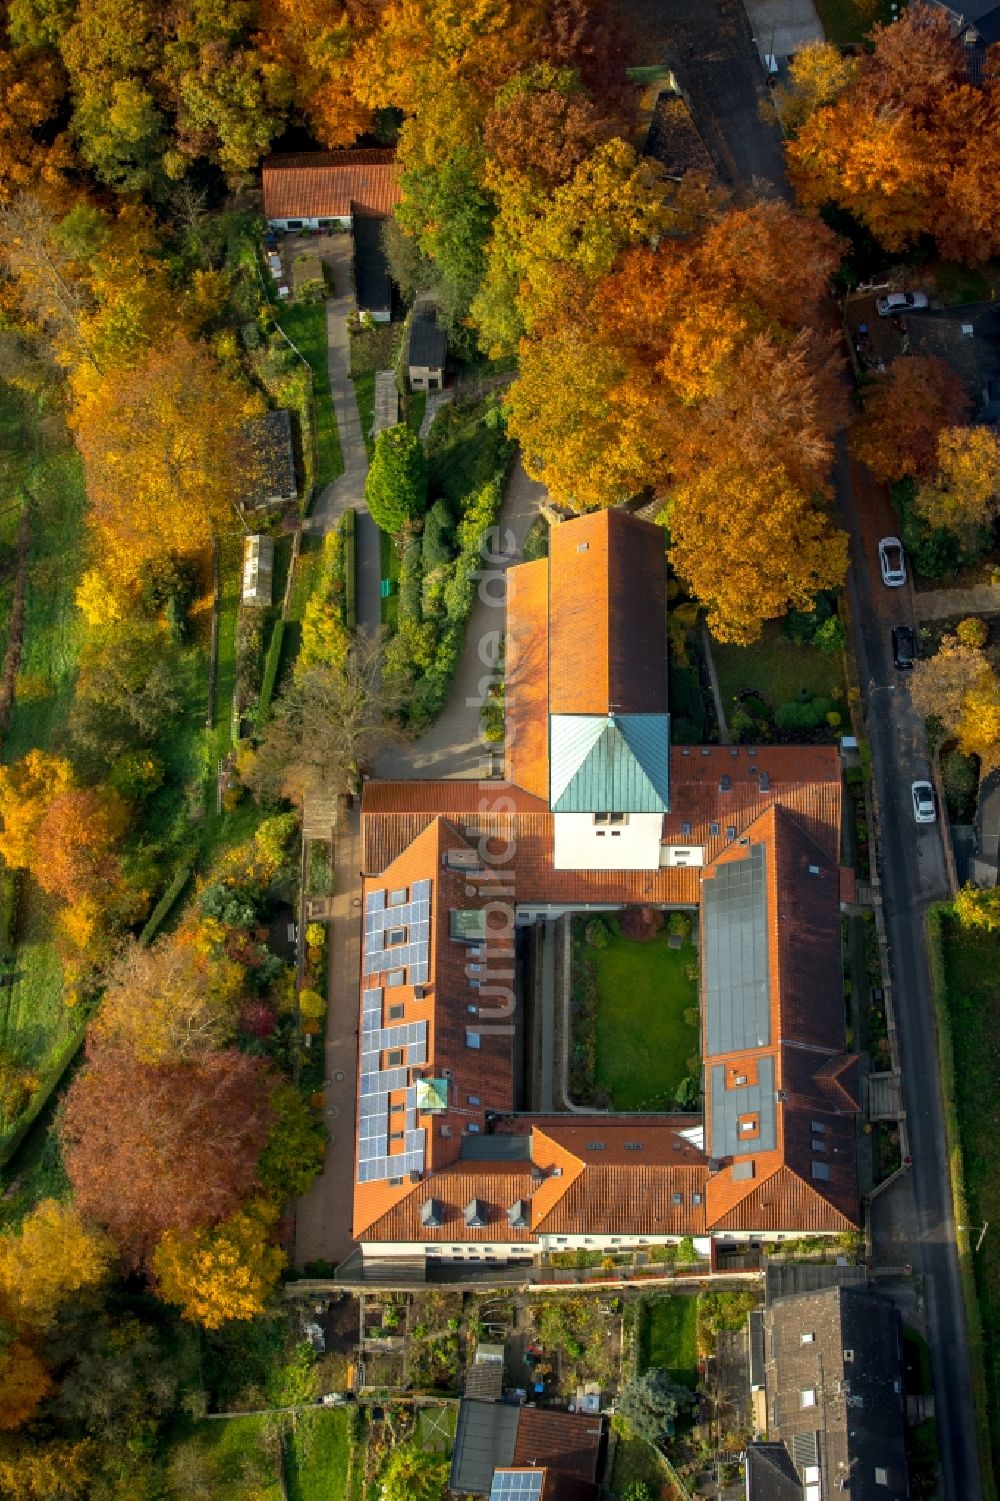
[668,4,983,1490]
[837,445,981,1499]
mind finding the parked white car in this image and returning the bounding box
[879,536,907,588]
[876,291,929,316]
[912,780,936,824]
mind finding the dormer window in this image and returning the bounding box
[465,1198,487,1228]
[385,926,407,948]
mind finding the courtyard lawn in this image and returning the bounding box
[639,1297,699,1389]
[712,621,846,722]
[934,911,1000,1478]
[185,1417,284,1501]
[591,929,699,1111]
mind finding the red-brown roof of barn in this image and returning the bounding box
[263,150,402,220]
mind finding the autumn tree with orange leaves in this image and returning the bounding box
[505,200,848,640]
[62,1041,273,1261]
[853,356,970,484]
[787,2,1000,261]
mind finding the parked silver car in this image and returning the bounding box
[879,536,906,588]
[876,291,929,317]
[911,780,936,824]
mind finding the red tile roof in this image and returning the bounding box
[513,1409,603,1501]
[548,511,668,716]
[505,558,550,798]
[262,150,402,220]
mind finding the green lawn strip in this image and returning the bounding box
[611,1432,675,1499]
[592,932,699,1111]
[639,1297,699,1388]
[287,1408,351,1501]
[407,391,427,434]
[189,1417,284,1501]
[926,907,1000,1499]
[355,373,375,457]
[712,621,845,717]
[0,882,71,1073]
[278,302,343,491]
[813,0,893,43]
[5,448,87,760]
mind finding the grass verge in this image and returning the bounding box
[590,929,699,1111]
[925,904,999,1499]
[813,0,893,44]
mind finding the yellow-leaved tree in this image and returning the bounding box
[915,425,1000,545]
[0,1199,114,1334]
[71,332,263,578]
[152,1202,285,1329]
[953,883,1000,931]
[775,40,857,133]
[0,750,74,873]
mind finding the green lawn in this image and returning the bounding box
[936,913,1000,1477]
[813,0,893,43]
[611,1432,674,1499]
[5,447,87,761]
[591,928,699,1111]
[639,1297,699,1389]
[350,323,399,459]
[287,1409,354,1501]
[186,1417,284,1500]
[425,397,511,509]
[712,621,846,718]
[277,301,343,491]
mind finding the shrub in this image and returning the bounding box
[365,424,427,533]
[398,538,424,623]
[956,616,989,648]
[666,911,691,938]
[298,989,326,1019]
[422,499,456,571]
[814,615,846,653]
[585,919,611,948]
[305,922,326,948]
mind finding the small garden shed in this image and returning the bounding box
[242,533,274,607]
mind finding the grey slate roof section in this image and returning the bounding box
[703,843,771,1055]
[451,1399,520,1496]
[745,1443,803,1501]
[549,713,671,813]
[708,1055,776,1160]
[353,209,392,316]
[408,312,447,369]
[763,1286,910,1501]
[460,1135,532,1162]
[764,1261,867,1305]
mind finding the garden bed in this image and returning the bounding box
[713,619,847,745]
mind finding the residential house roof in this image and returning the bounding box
[645,93,716,179]
[262,150,402,220]
[512,1408,604,1501]
[761,1286,909,1500]
[745,1442,805,1501]
[547,509,669,717]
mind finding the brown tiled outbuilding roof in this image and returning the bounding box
[548,510,668,716]
[513,1409,604,1501]
[262,150,402,220]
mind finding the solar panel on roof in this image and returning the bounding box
[703,843,770,1058]
[489,1472,545,1501]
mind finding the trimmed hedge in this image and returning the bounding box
[340,508,356,628]
[258,617,285,723]
[0,1018,88,1170]
[140,865,193,945]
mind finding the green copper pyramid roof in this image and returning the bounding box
[549,713,670,813]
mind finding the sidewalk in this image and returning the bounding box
[912,582,1000,621]
[293,803,363,1269]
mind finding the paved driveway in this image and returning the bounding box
[742,0,823,59]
